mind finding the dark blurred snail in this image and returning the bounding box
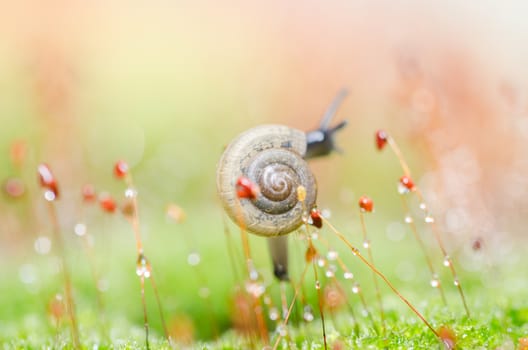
[216,90,347,281]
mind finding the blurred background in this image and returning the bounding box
[0,0,527,344]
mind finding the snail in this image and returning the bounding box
[216,90,348,280]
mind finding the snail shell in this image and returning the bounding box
[217,125,317,237]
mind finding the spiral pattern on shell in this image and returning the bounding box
[217,125,317,237]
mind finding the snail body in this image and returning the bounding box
[217,125,317,237]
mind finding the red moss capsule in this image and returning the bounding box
[236,176,260,199]
[358,195,374,213]
[399,175,415,192]
[472,237,483,251]
[37,163,59,198]
[437,326,456,350]
[114,160,129,179]
[99,193,117,213]
[375,130,388,151]
[4,178,25,198]
[82,184,96,202]
[310,208,323,229]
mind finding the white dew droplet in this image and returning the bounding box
[19,264,37,284]
[245,282,265,298]
[430,276,440,288]
[398,183,410,194]
[343,272,354,280]
[419,203,427,211]
[405,216,413,224]
[443,256,451,267]
[187,252,201,266]
[351,283,361,294]
[363,240,370,249]
[34,236,52,255]
[269,307,279,321]
[125,188,138,198]
[321,209,331,219]
[303,306,314,322]
[425,215,435,223]
[44,190,56,201]
[327,250,338,261]
[74,223,87,237]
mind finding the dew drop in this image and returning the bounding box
[125,188,137,198]
[425,215,435,223]
[351,283,361,294]
[34,236,52,255]
[44,190,56,202]
[303,306,314,322]
[269,307,279,321]
[19,264,37,284]
[245,282,265,298]
[301,211,310,224]
[315,281,321,290]
[453,279,460,287]
[325,264,337,278]
[343,271,354,280]
[404,216,413,224]
[187,252,201,266]
[397,182,409,194]
[419,203,427,211]
[327,250,338,261]
[249,268,259,281]
[136,254,151,278]
[443,256,451,267]
[363,240,370,249]
[317,258,326,267]
[430,276,440,288]
[276,324,288,336]
[321,209,331,219]
[74,223,87,237]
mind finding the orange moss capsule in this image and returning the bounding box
[358,195,374,212]
[37,163,59,198]
[114,160,129,179]
[375,130,388,150]
[310,208,323,228]
[99,193,117,213]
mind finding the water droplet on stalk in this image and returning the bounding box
[343,272,354,280]
[187,252,201,266]
[74,223,87,237]
[327,250,338,261]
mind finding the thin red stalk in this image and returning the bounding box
[400,197,448,305]
[359,211,386,333]
[322,217,440,339]
[386,137,470,317]
[46,202,81,349]
[272,263,310,350]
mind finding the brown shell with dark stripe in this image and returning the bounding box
[217,125,317,237]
